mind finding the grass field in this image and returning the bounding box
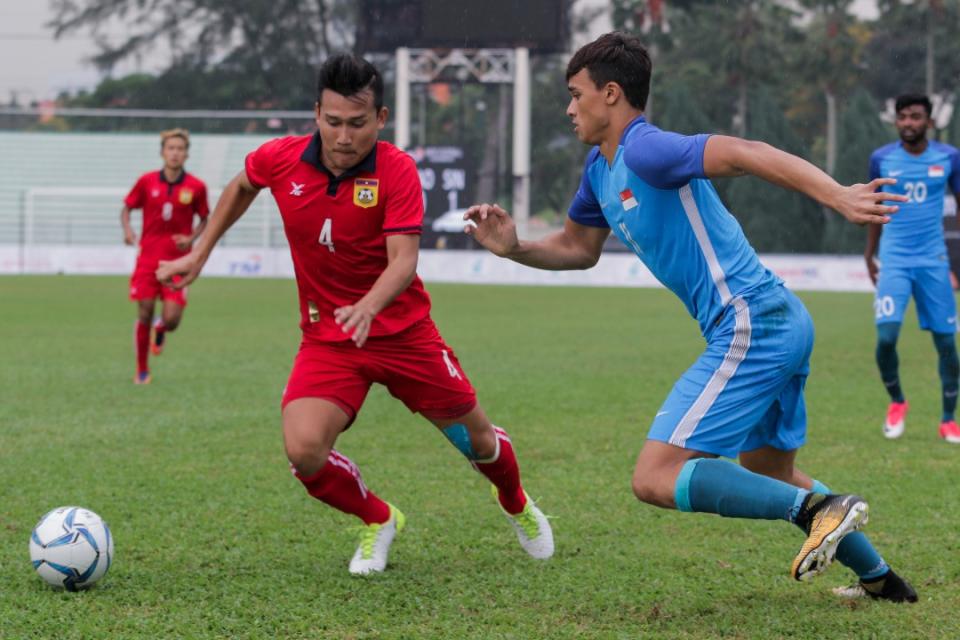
[1,275,958,639]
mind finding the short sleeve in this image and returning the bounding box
[194,182,210,218]
[623,130,710,190]
[245,139,281,189]
[382,154,423,235]
[949,147,960,195]
[567,148,608,228]
[124,176,145,209]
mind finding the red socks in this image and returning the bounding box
[294,428,526,523]
[474,426,527,514]
[294,450,390,525]
[135,320,150,373]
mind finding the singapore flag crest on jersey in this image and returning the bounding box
[620,188,638,210]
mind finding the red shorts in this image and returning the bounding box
[129,253,188,306]
[282,317,477,424]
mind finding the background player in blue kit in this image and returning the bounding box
[466,31,917,602]
[865,94,960,443]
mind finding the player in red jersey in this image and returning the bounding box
[157,54,554,574]
[122,129,209,384]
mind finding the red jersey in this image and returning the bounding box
[245,133,431,342]
[124,170,209,258]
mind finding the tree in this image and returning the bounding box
[795,1,862,175]
[649,2,802,137]
[862,0,960,101]
[649,82,713,135]
[722,88,824,253]
[49,0,356,109]
[528,56,592,218]
[824,88,894,253]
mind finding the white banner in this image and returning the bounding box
[0,245,874,292]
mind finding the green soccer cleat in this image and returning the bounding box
[348,504,405,576]
[791,493,869,581]
[492,486,554,560]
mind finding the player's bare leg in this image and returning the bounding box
[282,397,346,476]
[133,298,156,383]
[283,398,401,575]
[430,404,554,559]
[634,440,866,581]
[631,440,708,508]
[152,300,184,355]
[738,447,808,486]
[740,446,913,600]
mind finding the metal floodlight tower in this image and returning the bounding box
[394,47,531,233]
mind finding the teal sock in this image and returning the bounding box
[933,332,959,422]
[876,323,905,403]
[809,480,888,580]
[675,458,808,522]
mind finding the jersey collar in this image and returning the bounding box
[158,169,186,185]
[301,131,378,180]
[897,139,931,157]
[619,114,647,146]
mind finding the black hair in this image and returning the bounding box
[895,93,933,117]
[317,53,384,110]
[566,31,651,110]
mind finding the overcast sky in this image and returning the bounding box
[0,0,881,104]
[0,2,166,104]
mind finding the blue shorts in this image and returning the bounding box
[874,264,957,334]
[648,285,814,459]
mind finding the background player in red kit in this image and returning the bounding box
[157,54,554,574]
[122,128,209,384]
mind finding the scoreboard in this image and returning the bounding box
[356,0,570,54]
[407,145,473,221]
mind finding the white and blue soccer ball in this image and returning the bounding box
[29,506,113,591]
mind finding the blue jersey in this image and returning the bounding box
[869,140,960,267]
[568,116,778,337]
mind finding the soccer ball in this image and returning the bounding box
[29,506,114,591]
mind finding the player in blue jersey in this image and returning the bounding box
[465,32,917,602]
[865,94,960,444]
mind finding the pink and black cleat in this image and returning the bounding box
[883,401,908,439]
[939,419,960,444]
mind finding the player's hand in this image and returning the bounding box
[172,234,193,251]
[123,229,136,245]
[334,302,377,348]
[833,178,907,226]
[864,255,879,287]
[463,203,520,257]
[156,251,204,290]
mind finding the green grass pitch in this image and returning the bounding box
[1,275,958,639]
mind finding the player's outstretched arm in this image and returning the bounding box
[464,203,609,270]
[157,170,260,288]
[702,136,907,226]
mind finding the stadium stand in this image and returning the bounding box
[0,132,285,248]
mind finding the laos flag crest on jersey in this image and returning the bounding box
[354,178,379,208]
